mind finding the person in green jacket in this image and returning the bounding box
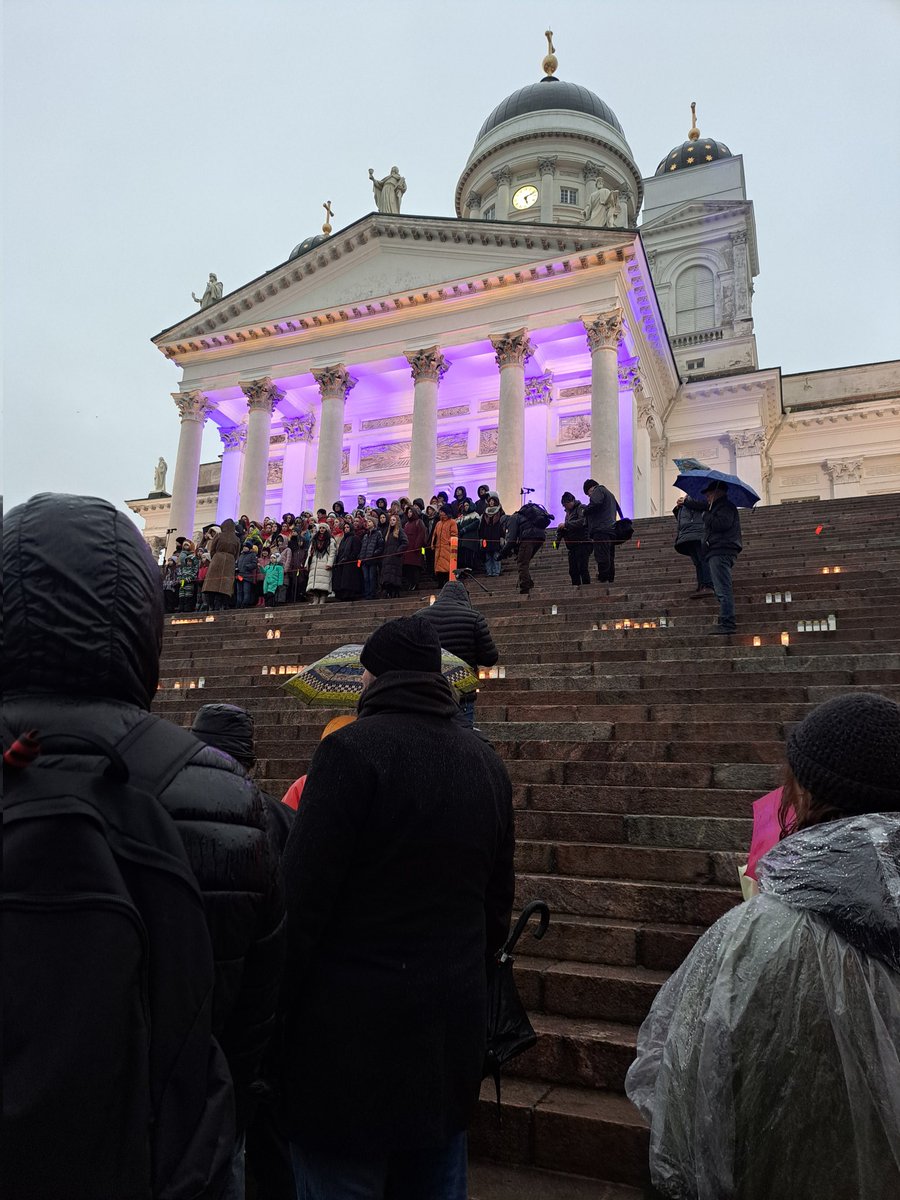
[262,551,284,608]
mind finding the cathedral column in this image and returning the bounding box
[825,457,864,500]
[728,428,767,503]
[538,156,557,223]
[490,329,534,513]
[465,190,482,219]
[281,412,316,516]
[616,363,639,517]
[215,426,246,523]
[491,165,512,217]
[524,374,553,508]
[406,347,450,503]
[583,310,625,495]
[169,390,215,539]
[651,440,669,518]
[239,377,284,521]
[312,365,357,512]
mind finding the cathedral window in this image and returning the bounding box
[482,204,496,220]
[675,265,715,333]
[560,186,579,205]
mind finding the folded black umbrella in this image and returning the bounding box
[483,899,551,1112]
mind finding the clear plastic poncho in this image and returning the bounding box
[626,814,900,1200]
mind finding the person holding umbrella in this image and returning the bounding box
[679,479,743,634]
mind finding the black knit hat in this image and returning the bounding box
[786,692,900,813]
[359,616,442,678]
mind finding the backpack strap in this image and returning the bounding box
[615,502,625,519]
[115,714,203,799]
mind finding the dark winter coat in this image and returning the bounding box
[236,547,259,581]
[379,526,408,589]
[558,502,588,547]
[447,489,471,518]
[280,670,515,1152]
[402,517,428,566]
[673,502,705,552]
[332,531,363,598]
[419,580,499,672]
[203,519,241,595]
[684,495,743,556]
[359,528,384,564]
[3,494,285,1135]
[480,507,505,547]
[585,484,618,535]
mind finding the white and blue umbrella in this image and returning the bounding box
[674,468,761,508]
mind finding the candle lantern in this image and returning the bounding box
[780,631,790,646]
[753,636,762,647]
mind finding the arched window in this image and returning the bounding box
[675,265,715,333]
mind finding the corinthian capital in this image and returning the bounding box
[311,364,357,401]
[219,425,247,451]
[583,310,624,353]
[406,346,451,384]
[618,362,643,393]
[282,412,316,443]
[538,155,558,176]
[825,457,863,484]
[490,329,534,370]
[173,390,215,423]
[728,428,767,457]
[525,373,553,406]
[465,191,482,211]
[491,164,512,185]
[240,376,285,413]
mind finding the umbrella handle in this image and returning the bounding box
[499,899,550,961]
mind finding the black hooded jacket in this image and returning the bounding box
[280,670,515,1152]
[418,580,499,672]
[3,495,285,1129]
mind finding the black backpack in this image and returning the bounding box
[2,715,233,1200]
[519,502,555,530]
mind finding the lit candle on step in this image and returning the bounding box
[266,629,274,639]
[833,566,842,574]
[827,613,836,630]
[551,605,558,615]
[429,595,436,605]
[274,629,281,639]
[822,567,830,574]
[780,631,790,646]
[753,636,762,647]
[173,680,181,689]
[261,665,268,675]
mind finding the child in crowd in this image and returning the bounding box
[262,551,284,607]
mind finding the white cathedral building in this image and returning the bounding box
[130,46,900,547]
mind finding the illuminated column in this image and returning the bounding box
[239,377,284,521]
[651,440,670,517]
[583,310,624,495]
[538,156,557,223]
[215,426,246,523]
[312,365,356,512]
[728,428,767,502]
[407,347,450,503]
[825,457,864,500]
[169,390,215,538]
[281,412,316,516]
[523,374,553,508]
[490,329,534,513]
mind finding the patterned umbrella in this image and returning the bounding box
[282,643,479,706]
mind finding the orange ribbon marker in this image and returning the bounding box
[815,525,824,535]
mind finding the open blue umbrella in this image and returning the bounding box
[674,468,760,508]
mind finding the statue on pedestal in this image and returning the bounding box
[153,456,168,494]
[368,166,407,214]
[192,273,223,308]
[581,180,618,229]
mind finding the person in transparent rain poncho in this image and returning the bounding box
[626,692,900,1200]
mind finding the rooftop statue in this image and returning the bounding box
[192,272,223,309]
[153,456,168,493]
[581,179,619,229]
[368,166,407,214]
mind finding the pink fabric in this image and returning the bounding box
[746,787,795,880]
[282,775,306,811]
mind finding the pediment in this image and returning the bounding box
[154,213,630,345]
[641,199,748,233]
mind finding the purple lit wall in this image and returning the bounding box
[618,390,635,515]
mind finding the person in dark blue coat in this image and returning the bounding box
[682,481,743,633]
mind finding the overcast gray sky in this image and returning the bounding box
[4,0,899,514]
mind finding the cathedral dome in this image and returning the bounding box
[656,103,732,175]
[476,77,625,142]
[289,233,328,260]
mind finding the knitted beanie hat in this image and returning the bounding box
[360,615,442,678]
[786,692,900,812]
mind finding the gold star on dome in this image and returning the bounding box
[705,154,713,161]
[669,163,677,170]
[686,156,695,164]
[705,144,711,149]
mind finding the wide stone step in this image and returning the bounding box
[469,1159,643,1200]
[506,1012,638,1092]
[469,1078,649,1186]
[512,912,704,972]
[504,759,780,792]
[516,841,742,887]
[494,740,786,766]
[514,873,739,927]
[515,957,667,1025]
[512,811,752,851]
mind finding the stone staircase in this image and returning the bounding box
[156,493,900,1198]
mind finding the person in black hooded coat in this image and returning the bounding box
[418,579,499,727]
[2,494,285,1195]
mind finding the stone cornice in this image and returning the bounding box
[153,219,639,363]
[642,199,759,276]
[787,403,900,429]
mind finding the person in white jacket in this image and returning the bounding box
[305,524,337,606]
[626,691,900,1200]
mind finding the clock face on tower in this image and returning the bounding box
[512,184,539,211]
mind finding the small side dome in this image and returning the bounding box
[289,233,327,260]
[655,101,732,175]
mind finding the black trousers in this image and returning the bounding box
[567,543,591,585]
[593,536,616,583]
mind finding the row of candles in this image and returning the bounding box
[753,634,791,647]
[591,616,675,631]
[170,615,216,625]
[477,666,508,680]
[798,616,837,632]
[261,664,305,675]
[164,678,206,689]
